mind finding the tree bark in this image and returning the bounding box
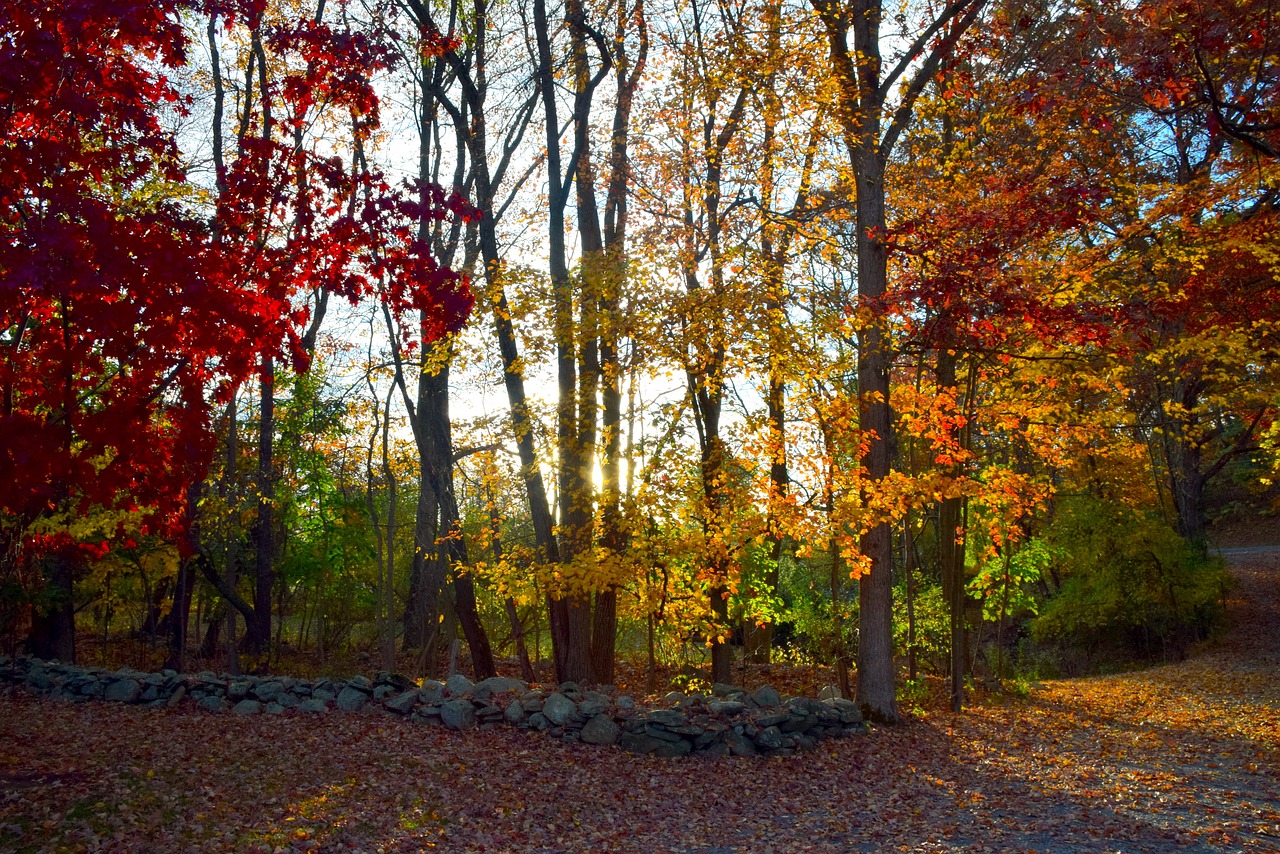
[27,552,75,662]
[812,0,985,723]
[248,355,274,656]
[936,350,966,712]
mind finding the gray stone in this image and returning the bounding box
[754,725,783,750]
[73,678,104,699]
[104,678,142,704]
[233,700,262,715]
[528,712,549,730]
[794,733,818,751]
[541,692,577,726]
[198,695,229,713]
[445,674,475,697]
[826,697,863,725]
[504,700,527,726]
[615,695,636,711]
[818,684,842,701]
[680,693,706,708]
[473,676,527,702]
[788,697,827,716]
[265,702,285,715]
[755,712,789,727]
[694,725,727,749]
[726,729,757,757]
[377,672,415,691]
[372,685,395,700]
[712,682,742,697]
[227,680,252,701]
[139,685,159,703]
[579,697,610,718]
[312,688,336,703]
[816,706,841,725]
[252,681,283,702]
[519,690,545,712]
[28,670,53,691]
[580,714,620,746]
[662,690,686,705]
[336,686,369,712]
[652,738,692,757]
[440,698,477,730]
[476,704,505,721]
[274,692,298,709]
[781,714,818,734]
[385,690,419,715]
[646,708,687,727]
[643,724,686,743]
[557,681,582,697]
[622,732,684,755]
[709,700,745,716]
[751,685,782,708]
[349,675,373,690]
[166,685,186,708]
[419,681,446,704]
[297,698,330,714]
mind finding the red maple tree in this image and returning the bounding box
[0,0,473,656]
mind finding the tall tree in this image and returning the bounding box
[809,0,986,721]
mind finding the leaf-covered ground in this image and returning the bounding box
[2,549,1278,853]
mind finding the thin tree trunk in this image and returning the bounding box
[165,485,201,671]
[249,356,274,657]
[813,0,984,726]
[905,520,917,683]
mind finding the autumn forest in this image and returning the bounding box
[2,0,1279,778]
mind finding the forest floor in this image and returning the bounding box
[1,549,1279,852]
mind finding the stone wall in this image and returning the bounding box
[0,656,867,758]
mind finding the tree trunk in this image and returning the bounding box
[1165,411,1207,547]
[248,356,274,656]
[435,360,497,680]
[852,147,899,723]
[535,0,594,685]
[937,351,966,713]
[813,0,984,727]
[28,552,75,662]
[165,487,201,671]
[400,376,442,651]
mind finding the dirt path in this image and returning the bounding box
[939,547,1280,851]
[1,552,1278,852]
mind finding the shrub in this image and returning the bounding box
[1030,497,1228,671]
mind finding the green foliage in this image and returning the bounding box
[1031,497,1228,668]
[770,553,856,666]
[734,542,786,630]
[893,580,951,675]
[969,536,1057,623]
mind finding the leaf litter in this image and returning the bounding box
[1,550,1277,852]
